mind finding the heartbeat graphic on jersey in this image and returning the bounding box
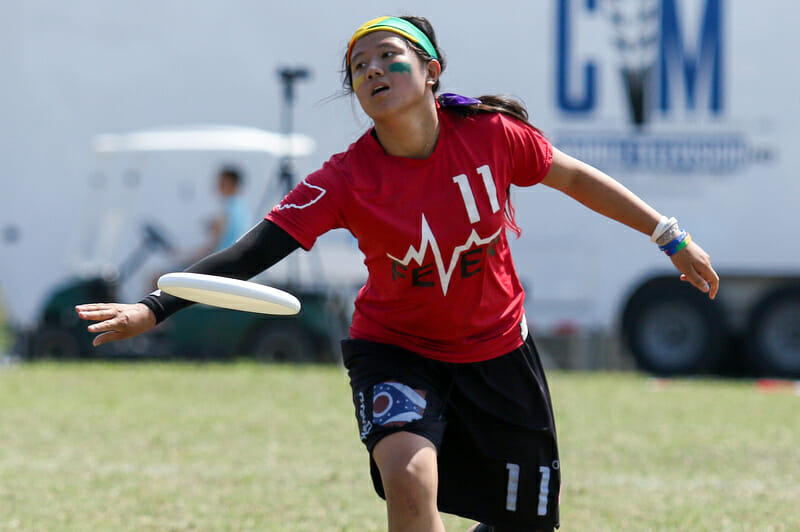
[387,214,502,295]
[276,181,326,210]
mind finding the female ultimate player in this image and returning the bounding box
[76,15,719,531]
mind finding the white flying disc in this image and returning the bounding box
[157,273,300,315]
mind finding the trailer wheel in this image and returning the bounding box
[244,323,316,362]
[746,286,800,378]
[622,278,728,375]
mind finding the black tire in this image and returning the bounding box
[244,323,316,362]
[622,278,729,375]
[746,286,800,378]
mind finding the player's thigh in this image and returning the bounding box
[373,431,439,490]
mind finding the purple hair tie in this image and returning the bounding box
[438,93,481,107]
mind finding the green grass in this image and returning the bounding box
[1,363,798,531]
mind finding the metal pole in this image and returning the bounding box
[276,66,310,285]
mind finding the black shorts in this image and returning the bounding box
[341,332,560,530]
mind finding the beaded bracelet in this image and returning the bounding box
[659,231,692,256]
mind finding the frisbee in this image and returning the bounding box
[157,273,301,315]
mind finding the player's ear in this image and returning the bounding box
[425,59,441,87]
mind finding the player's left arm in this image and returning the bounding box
[540,147,719,299]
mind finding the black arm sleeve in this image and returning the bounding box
[138,220,301,323]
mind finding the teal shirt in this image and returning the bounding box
[218,195,251,251]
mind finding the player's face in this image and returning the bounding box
[349,31,437,121]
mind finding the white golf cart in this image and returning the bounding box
[27,124,363,362]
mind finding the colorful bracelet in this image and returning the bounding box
[659,231,692,256]
[672,233,692,255]
[659,230,686,255]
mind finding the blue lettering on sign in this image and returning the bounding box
[556,0,724,117]
[556,0,597,112]
[554,132,770,174]
[660,0,723,113]
[552,0,775,175]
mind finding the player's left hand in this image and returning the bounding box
[670,240,719,299]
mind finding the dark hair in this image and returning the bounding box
[443,94,540,132]
[218,165,243,187]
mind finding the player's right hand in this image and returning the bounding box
[670,240,719,300]
[75,302,157,346]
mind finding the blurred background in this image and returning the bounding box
[1,0,798,378]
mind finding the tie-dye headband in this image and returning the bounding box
[347,16,438,67]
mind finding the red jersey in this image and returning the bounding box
[267,108,552,362]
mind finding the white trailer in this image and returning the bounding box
[1,1,798,374]
[508,0,800,377]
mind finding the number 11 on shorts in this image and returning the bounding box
[505,463,520,511]
[505,463,551,516]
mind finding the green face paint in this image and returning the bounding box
[389,62,412,74]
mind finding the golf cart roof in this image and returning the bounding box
[92,124,315,157]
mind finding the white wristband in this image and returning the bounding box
[650,216,677,243]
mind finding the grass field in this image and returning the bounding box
[1,362,798,531]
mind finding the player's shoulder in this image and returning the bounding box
[457,109,547,148]
[443,107,523,137]
[331,129,374,161]
[475,108,533,132]
[309,134,371,189]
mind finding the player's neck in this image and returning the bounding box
[373,102,440,159]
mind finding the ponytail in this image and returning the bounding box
[440,94,541,133]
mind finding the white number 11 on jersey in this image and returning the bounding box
[452,165,501,224]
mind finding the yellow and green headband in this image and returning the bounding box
[347,16,438,67]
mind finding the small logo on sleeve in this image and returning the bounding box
[276,180,327,210]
